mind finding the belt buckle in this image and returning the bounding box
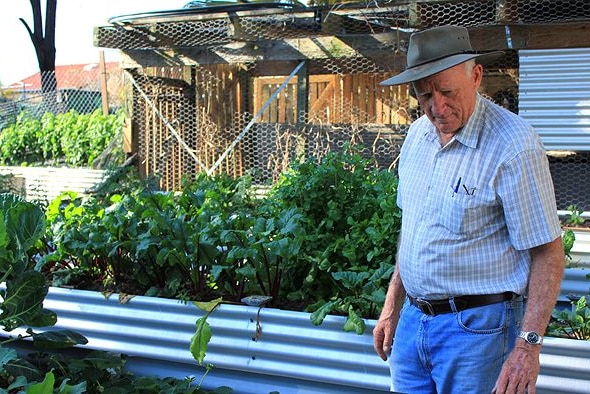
[415,297,436,315]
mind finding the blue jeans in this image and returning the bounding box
[389,296,524,393]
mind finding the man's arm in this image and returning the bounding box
[493,236,565,394]
[373,263,407,361]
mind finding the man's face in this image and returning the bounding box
[413,62,483,138]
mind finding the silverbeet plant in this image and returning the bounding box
[548,295,590,340]
[268,148,401,334]
[41,150,401,335]
[0,193,88,392]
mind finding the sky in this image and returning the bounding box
[0,0,188,87]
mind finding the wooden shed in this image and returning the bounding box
[94,0,590,206]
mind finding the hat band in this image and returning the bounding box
[409,50,477,70]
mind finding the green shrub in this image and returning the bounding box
[548,295,590,340]
[0,109,124,167]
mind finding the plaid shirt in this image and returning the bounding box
[396,94,561,299]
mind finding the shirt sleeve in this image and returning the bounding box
[497,149,562,250]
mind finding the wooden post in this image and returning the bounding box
[99,50,109,115]
[296,60,308,124]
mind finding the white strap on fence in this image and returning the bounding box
[207,61,306,175]
[128,72,209,172]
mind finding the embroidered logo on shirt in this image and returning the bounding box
[451,177,477,196]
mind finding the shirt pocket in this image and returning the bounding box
[439,193,498,235]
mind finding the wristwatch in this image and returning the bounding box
[518,331,543,345]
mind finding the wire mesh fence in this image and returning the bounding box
[2,0,590,210]
[0,61,125,125]
[107,0,531,187]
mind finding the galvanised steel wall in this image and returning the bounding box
[0,166,106,203]
[7,286,590,393]
[28,287,391,393]
[519,48,590,151]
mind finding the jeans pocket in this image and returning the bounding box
[456,302,507,334]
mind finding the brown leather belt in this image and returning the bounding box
[408,292,517,316]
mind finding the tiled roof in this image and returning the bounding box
[6,62,120,91]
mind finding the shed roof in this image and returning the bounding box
[5,62,119,92]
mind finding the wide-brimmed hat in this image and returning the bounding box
[380,25,504,86]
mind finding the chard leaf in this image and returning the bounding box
[190,317,212,365]
[0,270,48,331]
[310,301,335,326]
[343,308,366,335]
[26,371,55,394]
[31,330,89,349]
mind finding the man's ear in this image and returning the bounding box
[473,63,484,87]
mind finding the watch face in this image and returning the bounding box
[527,332,540,343]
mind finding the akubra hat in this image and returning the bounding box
[380,25,504,86]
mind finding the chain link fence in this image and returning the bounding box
[0,61,125,127]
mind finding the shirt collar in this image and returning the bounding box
[454,94,485,149]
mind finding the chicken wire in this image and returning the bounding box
[98,0,590,209]
[126,63,410,188]
[98,0,590,48]
[1,64,125,122]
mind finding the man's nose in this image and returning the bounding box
[430,92,446,115]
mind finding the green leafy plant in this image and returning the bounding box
[562,229,575,262]
[40,151,401,334]
[548,296,590,340]
[0,109,124,167]
[0,193,88,392]
[565,204,586,227]
[219,207,303,303]
[41,173,256,302]
[268,148,401,333]
[561,205,584,265]
[0,194,57,332]
[2,349,232,393]
[0,192,229,392]
[190,298,223,389]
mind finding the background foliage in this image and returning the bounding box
[0,109,124,167]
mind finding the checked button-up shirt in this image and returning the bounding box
[396,94,561,299]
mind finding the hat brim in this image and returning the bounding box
[380,51,504,86]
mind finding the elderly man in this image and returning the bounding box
[373,25,564,394]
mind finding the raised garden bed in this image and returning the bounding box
[6,286,590,394]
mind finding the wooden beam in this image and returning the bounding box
[469,23,590,50]
[116,22,590,70]
[118,33,406,69]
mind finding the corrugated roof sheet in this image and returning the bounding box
[0,166,106,203]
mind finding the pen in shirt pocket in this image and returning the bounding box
[452,177,462,196]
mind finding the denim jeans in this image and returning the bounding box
[389,296,524,394]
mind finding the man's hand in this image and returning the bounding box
[373,317,396,361]
[492,343,541,394]
[374,264,405,361]
[493,237,564,393]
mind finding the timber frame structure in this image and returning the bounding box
[94,0,590,190]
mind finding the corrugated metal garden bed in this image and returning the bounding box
[6,286,590,394]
